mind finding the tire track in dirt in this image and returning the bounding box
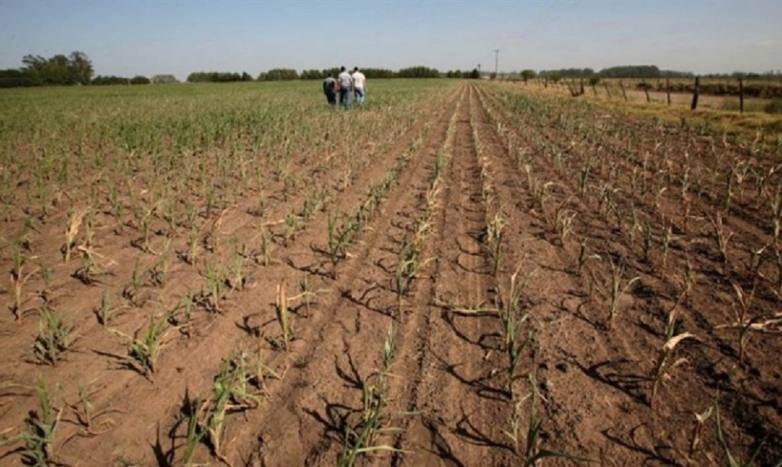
[392,85,512,466]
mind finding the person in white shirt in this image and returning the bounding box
[352,67,367,105]
[337,66,353,110]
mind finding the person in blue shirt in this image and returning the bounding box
[337,66,353,110]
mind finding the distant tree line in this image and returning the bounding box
[0,51,183,88]
[537,65,693,80]
[0,51,93,87]
[444,69,481,79]
[186,71,253,83]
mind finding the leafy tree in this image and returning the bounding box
[397,66,440,78]
[151,74,178,84]
[187,71,244,82]
[259,68,299,81]
[0,69,36,87]
[92,75,130,85]
[469,68,481,79]
[521,69,537,82]
[130,75,150,85]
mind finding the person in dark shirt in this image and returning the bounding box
[322,76,337,106]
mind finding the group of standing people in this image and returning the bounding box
[322,66,366,110]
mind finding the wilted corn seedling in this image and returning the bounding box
[0,380,63,466]
[9,244,36,321]
[769,184,781,241]
[641,222,654,263]
[486,213,506,275]
[555,209,576,246]
[73,246,111,285]
[182,225,201,266]
[63,208,86,263]
[649,332,699,407]
[685,407,713,463]
[716,281,757,365]
[603,258,640,328]
[578,162,590,196]
[708,212,734,267]
[576,237,601,276]
[661,223,674,267]
[274,282,292,350]
[226,248,246,291]
[33,304,75,365]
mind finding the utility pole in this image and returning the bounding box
[493,49,500,78]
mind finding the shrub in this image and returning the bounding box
[764,99,782,114]
[151,74,178,84]
[130,75,150,85]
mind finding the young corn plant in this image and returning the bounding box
[273,282,292,350]
[394,237,419,309]
[122,258,149,307]
[33,304,75,365]
[110,310,171,378]
[338,324,407,467]
[199,261,226,313]
[66,383,121,437]
[94,289,127,326]
[189,351,265,464]
[0,380,63,466]
[497,265,535,397]
[505,375,586,465]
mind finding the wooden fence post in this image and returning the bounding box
[666,78,671,106]
[642,80,651,103]
[591,82,598,96]
[739,78,744,113]
[691,76,700,111]
[619,81,628,101]
[604,83,612,98]
[579,79,585,96]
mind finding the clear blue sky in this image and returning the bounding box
[1,0,780,79]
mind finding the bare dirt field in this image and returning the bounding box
[1,80,780,466]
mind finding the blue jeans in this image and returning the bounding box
[354,88,365,105]
[339,88,351,110]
